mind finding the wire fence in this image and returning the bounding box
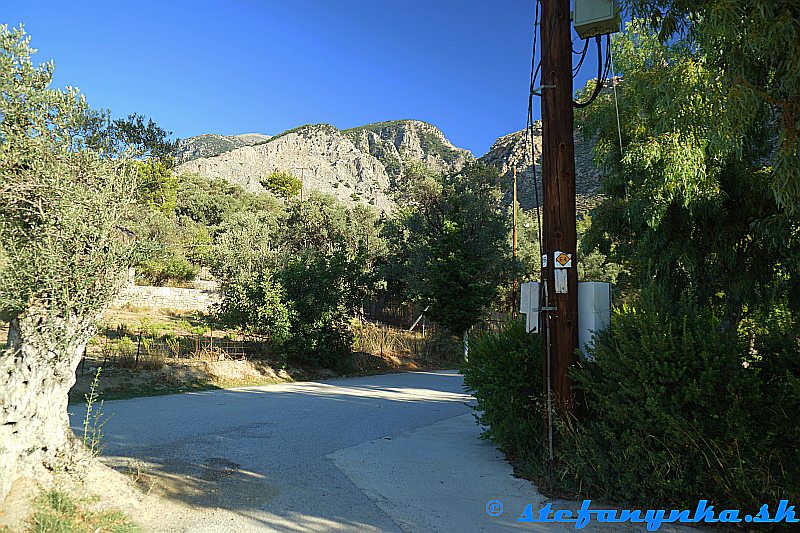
[362,296,422,329]
[472,311,517,335]
[79,327,275,374]
[3,303,518,376]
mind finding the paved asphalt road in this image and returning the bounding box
[68,371,704,532]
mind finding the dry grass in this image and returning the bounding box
[125,460,159,496]
[63,309,463,404]
[353,322,461,368]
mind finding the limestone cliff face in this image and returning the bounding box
[175,133,272,164]
[343,120,474,183]
[176,120,603,213]
[175,121,474,211]
[478,122,602,213]
[177,124,396,210]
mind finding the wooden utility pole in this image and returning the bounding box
[540,0,578,416]
[300,168,305,201]
[293,167,309,201]
[512,167,518,317]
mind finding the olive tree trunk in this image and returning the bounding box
[0,309,95,499]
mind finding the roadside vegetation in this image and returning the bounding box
[26,489,139,533]
[0,22,486,517]
[5,0,798,525]
[0,20,621,506]
[462,7,800,520]
[65,306,461,403]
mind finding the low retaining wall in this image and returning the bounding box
[112,283,223,312]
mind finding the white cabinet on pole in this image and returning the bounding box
[519,281,611,357]
[577,281,611,357]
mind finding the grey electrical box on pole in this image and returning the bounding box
[573,0,620,39]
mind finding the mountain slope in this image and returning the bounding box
[177,124,396,210]
[175,121,473,210]
[343,120,474,184]
[175,133,272,164]
[478,122,602,213]
[175,120,603,213]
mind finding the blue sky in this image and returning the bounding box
[5,0,604,156]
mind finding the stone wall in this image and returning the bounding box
[111,282,222,312]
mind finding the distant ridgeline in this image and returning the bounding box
[175,119,602,212]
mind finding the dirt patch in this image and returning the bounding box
[104,456,280,511]
[0,453,268,533]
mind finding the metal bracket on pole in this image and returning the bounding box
[531,84,556,96]
[534,306,558,312]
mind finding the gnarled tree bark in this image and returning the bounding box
[0,308,95,499]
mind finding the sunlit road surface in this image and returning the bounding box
[69,371,707,532]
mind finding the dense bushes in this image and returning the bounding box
[562,299,769,508]
[464,300,800,513]
[277,249,373,370]
[212,192,381,369]
[461,321,543,472]
[214,270,293,347]
[561,297,800,511]
[136,256,198,286]
[478,20,800,516]
[383,163,515,335]
[134,163,523,369]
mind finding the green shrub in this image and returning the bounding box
[461,320,543,472]
[260,170,301,199]
[278,250,370,370]
[215,271,293,349]
[137,255,198,286]
[751,327,800,506]
[560,297,797,511]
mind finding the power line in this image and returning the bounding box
[527,0,543,255]
[572,38,590,75]
[526,0,555,462]
[608,37,630,230]
[573,35,611,108]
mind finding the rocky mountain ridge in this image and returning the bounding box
[343,120,474,183]
[478,122,603,212]
[175,120,472,211]
[175,119,602,212]
[175,133,272,164]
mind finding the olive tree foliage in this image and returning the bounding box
[279,192,386,261]
[0,25,141,326]
[277,247,375,369]
[213,211,283,283]
[622,0,800,212]
[0,25,141,497]
[212,210,293,344]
